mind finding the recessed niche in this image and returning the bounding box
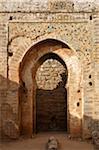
[90,15,92,20]
[89,82,92,86]
[77,90,80,93]
[89,75,91,78]
[77,102,80,107]
[8,51,13,57]
[9,16,13,20]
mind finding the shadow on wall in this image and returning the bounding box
[0,74,99,142]
[0,75,20,139]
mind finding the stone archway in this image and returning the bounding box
[19,39,82,137]
[35,53,68,132]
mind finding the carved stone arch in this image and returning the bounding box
[8,36,80,83]
[31,52,68,133]
[18,38,82,137]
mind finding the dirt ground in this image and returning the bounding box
[1,133,94,150]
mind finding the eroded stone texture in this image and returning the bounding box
[36,59,66,90]
[47,136,59,150]
[0,0,99,140]
[3,120,19,139]
[0,0,98,12]
[92,131,99,149]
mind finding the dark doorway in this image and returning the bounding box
[36,53,68,132]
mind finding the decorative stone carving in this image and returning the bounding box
[49,0,74,12]
[9,22,91,58]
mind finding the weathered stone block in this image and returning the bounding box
[47,136,59,150]
[92,131,99,149]
[3,120,19,139]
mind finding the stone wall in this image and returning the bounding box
[0,0,99,139]
[36,59,66,90]
[0,0,99,12]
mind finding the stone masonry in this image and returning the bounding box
[0,0,99,139]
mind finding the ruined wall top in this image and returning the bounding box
[0,0,99,13]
